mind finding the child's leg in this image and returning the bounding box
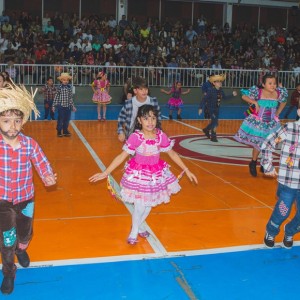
[97,103,101,119]
[266,183,295,237]
[129,201,147,239]
[102,104,107,119]
[169,109,173,119]
[138,206,151,233]
[177,108,182,120]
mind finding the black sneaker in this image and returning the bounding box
[264,232,275,248]
[203,128,210,139]
[211,137,218,142]
[63,132,71,137]
[57,132,63,137]
[169,115,173,120]
[283,226,293,249]
[249,160,257,177]
[0,277,14,295]
[177,114,182,120]
[16,250,30,268]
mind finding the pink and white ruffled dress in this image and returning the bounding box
[120,129,181,206]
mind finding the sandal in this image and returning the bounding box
[138,231,150,238]
[127,237,138,245]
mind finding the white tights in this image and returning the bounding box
[129,201,152,238]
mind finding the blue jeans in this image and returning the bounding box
[266,183,300,237]
[57,106,71,134]
[204,109,219,138]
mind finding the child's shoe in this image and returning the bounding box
[16,250,30,268]
[0,277,14,295]
[177,114,182,120]
[57,131,63,137]
[249,160,257,177]
[169,114,173,120]
[283,225,293,249]
[264,232,275,248]
[127,237,138,245]
[202,128,210,139]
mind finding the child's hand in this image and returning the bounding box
[198,109,202,116]
[44,173,57,186]
[118,132,125,142]
[186,170,198,184]
[265,168,277,177]
[232,90,238,96]
[72,106,77,112]
[89,172,107,182]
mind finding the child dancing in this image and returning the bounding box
[234,74,288,177]
[261,108,300,249]
[161,81,190,120]
[92,71,111,121]
[89,105,197,245]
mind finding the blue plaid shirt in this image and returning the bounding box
[261,121,300,189]
[117,96,161,138]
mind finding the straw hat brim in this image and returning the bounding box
[209,74,226,83]
[57,74,72,81]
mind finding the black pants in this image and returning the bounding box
[0,200,33,277]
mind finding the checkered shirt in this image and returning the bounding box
[117,97,161,138]
[53,84,74,108]
[41,84,57,100]
[261,121,300,189]
[0,133,54,204]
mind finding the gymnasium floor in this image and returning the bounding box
[4,105,300,299]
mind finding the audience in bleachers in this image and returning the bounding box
[0,10,299,86]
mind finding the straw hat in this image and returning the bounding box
[0,83,39,124]
[208,74,226,83]
[57,72,72,81]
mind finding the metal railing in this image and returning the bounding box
[2,64,299,89]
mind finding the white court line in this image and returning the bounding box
[17,242,300,269]
[70,121,168,256]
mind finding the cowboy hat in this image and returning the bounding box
[57,72,72,81]
[208,74,226,83]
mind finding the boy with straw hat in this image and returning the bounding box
[0,83,57,294]
[198,74,237,142]
[53,72,76,137]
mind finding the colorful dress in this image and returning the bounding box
[92,79,112,104]
[120,129,181,206]
[234,86,288,150]
[167,87,184,110]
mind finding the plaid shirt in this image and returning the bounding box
[199,87,226,112]
[41,84,57,101]
[261,121,300,189]
[117,96,161,138]
[53,84,74,108]
[0,133,54,204]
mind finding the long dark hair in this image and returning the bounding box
[133,104,161,131]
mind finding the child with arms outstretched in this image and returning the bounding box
[89,104,197,244]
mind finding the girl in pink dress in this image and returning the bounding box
[89,105,198,244]
[91,71,111,120]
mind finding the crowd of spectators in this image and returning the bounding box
[0,10,299,86]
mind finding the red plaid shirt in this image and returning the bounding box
[0,133,54,204]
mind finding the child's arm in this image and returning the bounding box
[242,94,259,112]
[89,150,129,182]
[181,88,191,95]
[275,101,286,119]
[166,149,198,184]
[160,88,171,95]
